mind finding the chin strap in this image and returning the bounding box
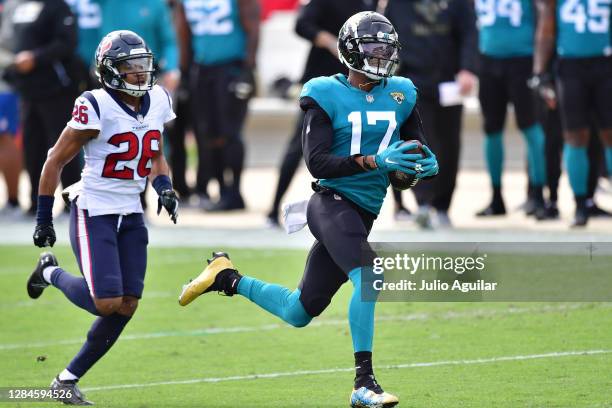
[358,79,382,90]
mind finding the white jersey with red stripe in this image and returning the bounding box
[66,85,176,216]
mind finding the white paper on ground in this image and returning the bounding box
[438,81,463,107]
[281,198,310,234]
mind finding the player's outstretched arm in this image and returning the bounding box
[239,0,260,71]
[33,127,98,247]
[533,0,556,76]
[149,137,179,224]
[531,0,557,109]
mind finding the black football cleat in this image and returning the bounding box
[571,206,589,228]
[535,202,560,221]
[476,200,506,217]
[27,252,57,299]
[205,193,245,212]
[522,198,537,216]
[50,376,93,405]
[588,203,612,217]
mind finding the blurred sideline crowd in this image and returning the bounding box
[0,0,611,229]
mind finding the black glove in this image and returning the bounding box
[230,67,256,100]
[157,189,179,224]
[33,223,56,247]
[527,73,556,104]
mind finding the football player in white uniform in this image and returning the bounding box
[27,30,178,405]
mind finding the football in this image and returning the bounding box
[388,139,425,191]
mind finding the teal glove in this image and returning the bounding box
[375,141,423,173]
[415,145,439,179]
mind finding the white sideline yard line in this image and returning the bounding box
[0,303,604,351]
[82,349,612,392]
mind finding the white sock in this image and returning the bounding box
[42,266,59,284]
[58,369,79,382]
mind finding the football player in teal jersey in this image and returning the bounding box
[475,0,547,218]
[533,0,612,226]
[177,0,259,211]
[178,12,438,408]
[64,0,102,71]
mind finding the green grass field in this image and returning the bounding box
[1,245,611,407]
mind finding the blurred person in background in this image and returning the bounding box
[177,0,260,211]
[64,0,102,90]
[99,0,179,92]
[384,0,478,228]
[474,0,547,219]
[164,0,192,202]
[532,66,612,221]
[3,0,81,216]
[265,0,378,227]
[0,0,22,218]
[533,0,612,227]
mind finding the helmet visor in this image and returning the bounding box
[359,42,398,60]
[359,41,399,78]
[116,56,154,89]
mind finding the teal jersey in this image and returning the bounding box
[557,0,612,57]
[65,0,102,67]
[183,0,246,65]
[301,74,418,215]
[476,0,535,57]
[100,0,178,71]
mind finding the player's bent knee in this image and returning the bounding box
[283,301,313,328]
[564,130,589,146]
[300,295,331,318]
[285,312,312,328]
[118,296,139,317]
[600,129,612,145]
[93,297,123,316]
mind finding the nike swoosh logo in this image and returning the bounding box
[385,158,398,165]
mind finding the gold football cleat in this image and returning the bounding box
[178,252,234,306]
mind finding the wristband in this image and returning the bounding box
[36,195,54,225]
[363,155,377,171]
[152,175,173,196]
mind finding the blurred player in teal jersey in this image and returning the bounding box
[475,0,547,218]
[177,0,259,211]
[64,0,101,67]
[533,0,612,226]
[100,0,179,91]
[179,12,438,408]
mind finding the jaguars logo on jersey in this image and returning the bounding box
[390,92,405,104]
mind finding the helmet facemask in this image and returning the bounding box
[100,54,156,97]
[354,39,400,80]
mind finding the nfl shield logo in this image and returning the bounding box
[366,94,374,103]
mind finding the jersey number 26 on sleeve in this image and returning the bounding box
[72,105,88,124]
[347,111,397,155]
[102,130,161,179]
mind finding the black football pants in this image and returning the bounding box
[22,92,81,211]
[410,97,462,212]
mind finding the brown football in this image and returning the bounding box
[388,139,425,191]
